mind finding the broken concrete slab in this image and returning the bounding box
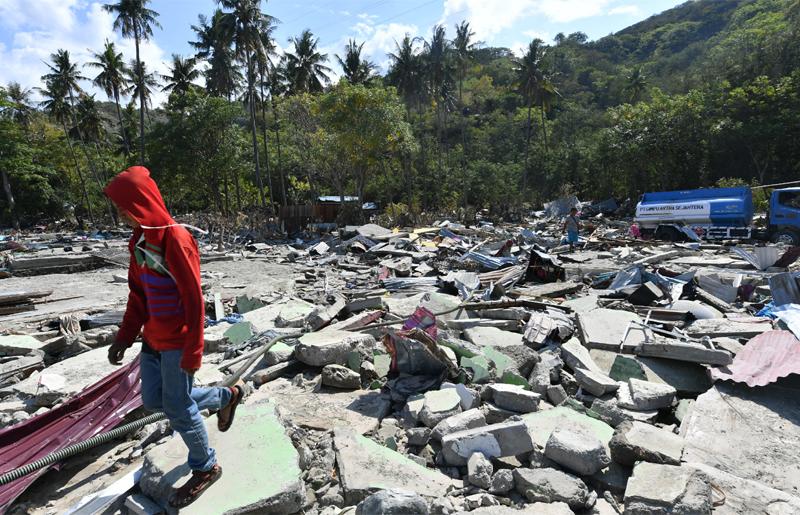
[254,378,389,434]
[624,463,711,515]
[486,384,540,413]
[440,420,536,466]
[431,408,486,441]
[545,427,610,476]
[463,327,523,349]
[577,309,651,352]
[242,299,316,332]
[635,339,732,366]
[685,462,800,515]
[574,368,619,397]
[294,330,375,367]
[685,318,771,338]
[0,334,47,355]
[455,504,573,515]
[547,385,568,406]
[9,346,136,406]
[419,389,463,428]
[333,426,459,503]
[140,401,304,514]
[609,421,684,466]
[513,467,594,510]
[681,382,800,497]
[560,338,604,375]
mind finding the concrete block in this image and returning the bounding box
[545,427,611,476]
[620,378,676,411]
[440,420,536,466]
[590,398,658,428]
[610,421,684,467]
[355,489,429,515]
[523,407,615,455]
[560,338,604,375]
[574,368,619,397]
[294,330,375,367]
[467,452,494,489]
[333,426,458,504]
[489,469,514,494]
[419,389,463,428]
[124,493,164,515]
[440,382,480,410]
[486,384,540,413]
[139,402,304,514]
[547,385,568,406]
[578,309,651,352]
[322,364,361,389]
[431,408,487,441]
[513,467,594,510]
[406,427,431,447]
[624,463,712,514]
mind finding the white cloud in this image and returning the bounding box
[523,30,552,42]
[608,4,641,16]
[440,0,614,41]
[0,1,170,107]
[324,21,419,78]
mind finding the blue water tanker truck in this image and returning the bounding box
[634,186,800,245]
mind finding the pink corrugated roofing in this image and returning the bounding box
[711,330,800,387]
[0,358,142,511]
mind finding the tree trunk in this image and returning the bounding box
[113,87,130,156]
[135,25,145,164]
[540,101,549,153]
[246,53,265,208]
[1,169,18,230]
[523,101,533,193]
[67,88,107,222]
[62,120,94,223]
[259,71,274,209]
[272,97,287,206]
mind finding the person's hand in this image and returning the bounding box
[182,367,199,376]
[108,341,127,365]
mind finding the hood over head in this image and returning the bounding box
[104,166,173,227]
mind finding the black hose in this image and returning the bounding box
[0,412,166,486]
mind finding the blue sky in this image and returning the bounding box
[0,0,684,105]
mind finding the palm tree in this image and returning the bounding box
[86,40,130,155]
[423,24,454,172]
[191,10,241,99]
[39,80,94,223]
[285,29,331,94]
[125,60,159,120]
[269,59,289,206]
[452,21,475,106]
[76,94,105,144]
[161,54,200,97]
[387,34,424,110]
[623,67,648,103]
[216,0,277,207]
[256,19,279,210]
[5,82,33,127]
[336,39,376,85]
[103,0,161,164]
[514,39,546,192]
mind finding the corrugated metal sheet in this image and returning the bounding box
[711,330,800,387]
[0,358,143,511]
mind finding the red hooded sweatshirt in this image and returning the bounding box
[104,166,205,370]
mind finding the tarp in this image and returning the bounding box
[0,358,143,511]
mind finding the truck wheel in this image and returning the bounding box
[655,226,682,242]
[772,230,800,246]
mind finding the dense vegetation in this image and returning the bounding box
[1,0,799,227]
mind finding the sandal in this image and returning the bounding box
[217,380,244,432]
[169,464,223,508]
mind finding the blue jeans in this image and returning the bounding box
[567,229,579,244]
[140,348,232,472]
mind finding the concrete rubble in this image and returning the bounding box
[2,217,800,514]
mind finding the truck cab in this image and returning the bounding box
[769,188,800,245]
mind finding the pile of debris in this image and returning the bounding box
[1,215,800,515]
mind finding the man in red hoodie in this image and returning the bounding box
[104,166,243,508]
